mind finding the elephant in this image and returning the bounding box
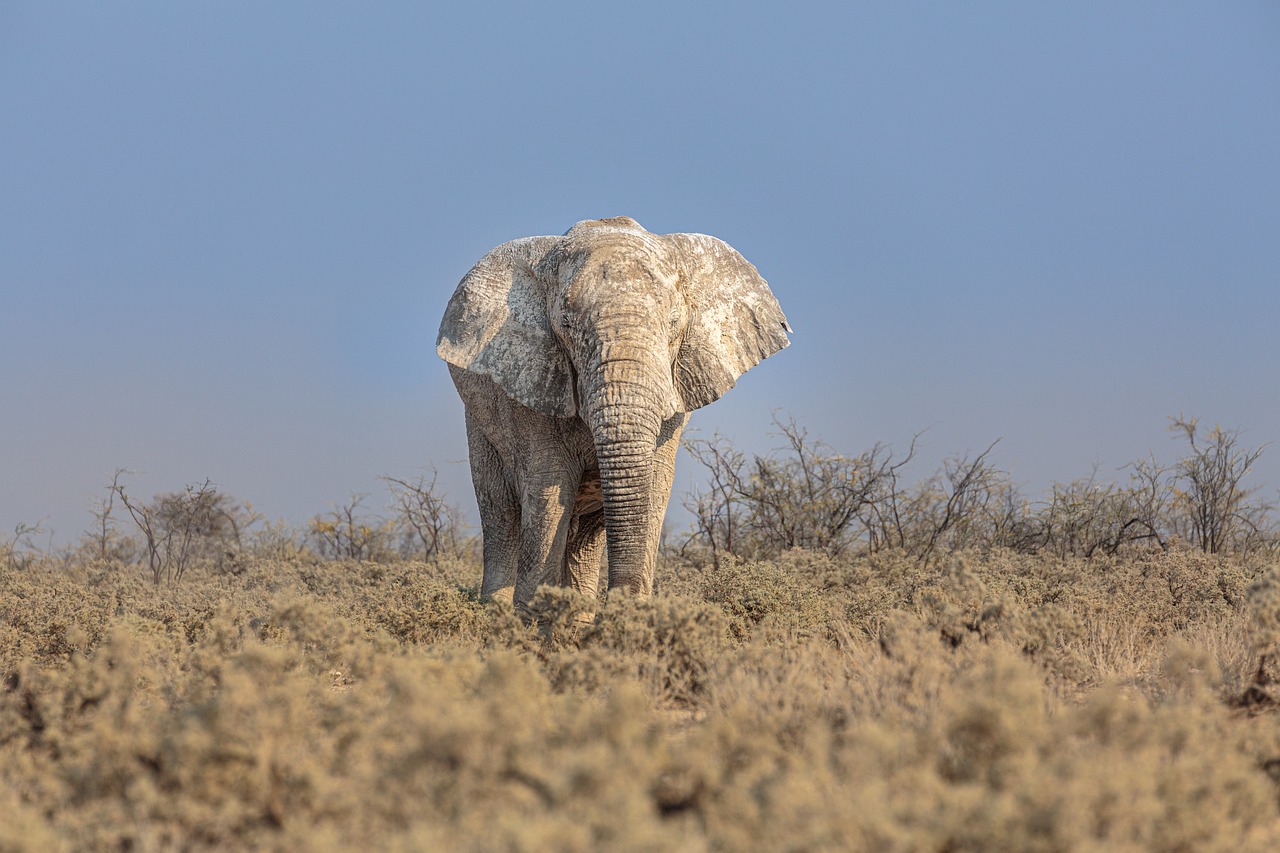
[437,216,790,613]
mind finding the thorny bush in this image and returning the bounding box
[681,414,1276,564]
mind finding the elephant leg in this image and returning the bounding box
[561,506,606,627]
[599,412,688,597]
[565,507,606,598]
[643,412,689,588]
[512,464,579,618]
[465,419,520,603]
[564,466,605,596]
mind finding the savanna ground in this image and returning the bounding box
[4,548,1280,851]
[4,416,1280,850]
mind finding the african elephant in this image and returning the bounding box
[437,216,789,613]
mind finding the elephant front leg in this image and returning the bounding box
[564,467,605,596]
[513,473,577,620]
[559,508,605,628]
[465,421,520,603]
[643,412,689,587]
[565,509,605,594]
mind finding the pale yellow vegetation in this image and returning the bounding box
[3,549,1280,851]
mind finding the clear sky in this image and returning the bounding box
[3,3,1279,545]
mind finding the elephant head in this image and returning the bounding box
[437,216,790,591]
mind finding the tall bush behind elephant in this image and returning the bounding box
[438,217,790,614]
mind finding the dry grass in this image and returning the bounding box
[3,549,1280,851]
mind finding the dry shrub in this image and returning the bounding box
[523,585,597,646]
[364,574,488,646]
[691,553,827,640]
[692,619,1280,851]
[547,593,731,705]
[1242,566,1280,706]
[0,596,702,849]
[0,566,113,664]
[3,550,1280,850]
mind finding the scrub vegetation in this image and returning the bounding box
[3,416,1280,851]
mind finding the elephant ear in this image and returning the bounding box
[436,236,577,417]
[667,233,792,411]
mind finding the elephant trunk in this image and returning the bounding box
[583,345,667,596]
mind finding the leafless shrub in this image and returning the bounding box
[682,414,908,563]
[1166,416,1271,554]
[68,470,140,565]
[245,517,305,561]
[151,483,246,575]
[91,471,120,561]
[681,433,747,566]
[307,494,396,562]
[684,420,1018,565]
[1015,466,1168,559]
[866,441,1013,563]
[684,414,1277,565]
[110,476,247,584]
[745,416,895,557]
[1,521,46,570]
[382,468,466,562]
[1120,453,1174,551]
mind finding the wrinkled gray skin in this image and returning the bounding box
[438,217,790,613]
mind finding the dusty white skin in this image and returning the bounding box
[438,217,790,611]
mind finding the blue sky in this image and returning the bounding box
[3,3,1279,543]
